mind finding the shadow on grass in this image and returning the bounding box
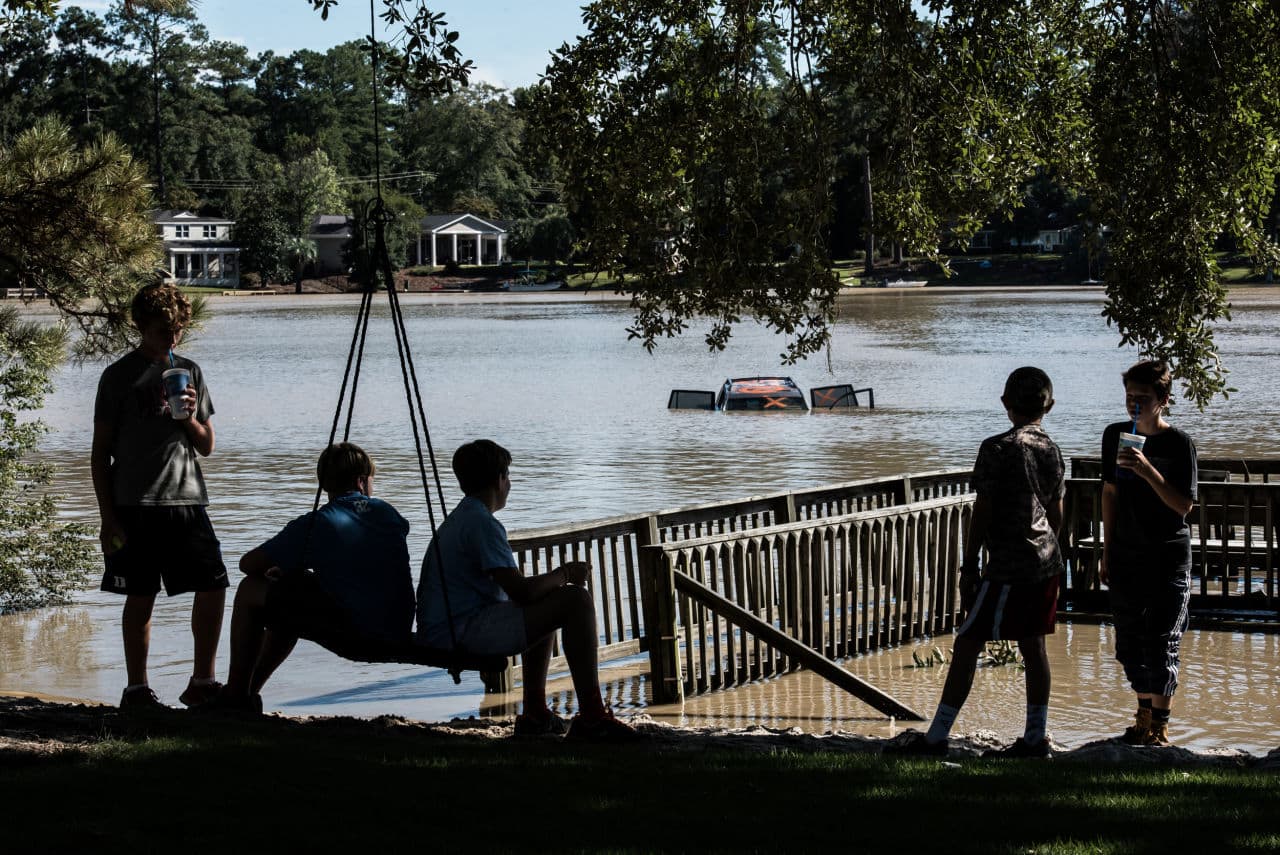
[2,700,1277,854]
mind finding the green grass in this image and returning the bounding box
[2,713,1276,853]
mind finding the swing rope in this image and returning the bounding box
[302,0,479,683]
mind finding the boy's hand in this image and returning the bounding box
[560,561,590,586]
[178,383,198,417]
[1116,446,1155,481]
[100,522,126,555]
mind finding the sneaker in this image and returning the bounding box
[1119,707,1152,745]
[1142,721,1171,746]
[983,737,1052,759]
[119,686,170,713]
[178,679,224,708]
[193,688,264,717]
[565,711,641,743]
[513,709,568,736]
[882,731,949,757]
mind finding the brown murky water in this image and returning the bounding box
[4,287,1279,751]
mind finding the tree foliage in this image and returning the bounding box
[536,1,840,362]
[0,118,162,357]
[1086,1,1280,407]
[0,308,94,612]
[0,118,171,611]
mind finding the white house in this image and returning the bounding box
[415,213,511,266]
[153,210,240,287]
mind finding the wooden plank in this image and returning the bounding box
[671,570,924,720]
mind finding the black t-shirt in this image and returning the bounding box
[1101,421,1198,546]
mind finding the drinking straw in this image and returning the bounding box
[1131,403,1139,435]
[168,349,175,368]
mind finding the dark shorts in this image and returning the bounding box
[101,505,227,597]
[957,574,1059,642]
[262,569,370,653]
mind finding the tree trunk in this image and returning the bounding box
[892,240,903,265]
[151,22,165,203]
[862,151,875,277]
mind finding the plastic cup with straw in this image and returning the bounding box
[161,349,191,420]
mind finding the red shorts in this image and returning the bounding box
[957,574,1059,641]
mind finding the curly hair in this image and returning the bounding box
[130,283,192,331]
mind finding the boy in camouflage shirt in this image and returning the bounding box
[889,367,1065,758]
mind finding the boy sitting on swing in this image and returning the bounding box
[211,442,414,712]
[417,439,638,741]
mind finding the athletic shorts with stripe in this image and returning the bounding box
[101,505,227,597]
[957,574,1060,642]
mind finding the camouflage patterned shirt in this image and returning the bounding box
[972,423,1066,583]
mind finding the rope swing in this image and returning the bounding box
[303,0,504,685]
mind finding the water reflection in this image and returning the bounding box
[6,287,1280,749]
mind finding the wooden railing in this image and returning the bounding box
[501,471,973,685]
[638,495,970,712]
[1063,477,1280,611]
[492,460,1276,697]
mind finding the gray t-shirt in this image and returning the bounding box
[94,350,214,506]
[416,496,515,648]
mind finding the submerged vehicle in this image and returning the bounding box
[668,376,874,411]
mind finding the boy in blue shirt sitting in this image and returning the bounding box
[213,443,413,711]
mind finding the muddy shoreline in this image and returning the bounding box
[3,695,1276,771]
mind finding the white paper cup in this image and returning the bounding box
[1118,432,1146,451]
[161,367,191,420]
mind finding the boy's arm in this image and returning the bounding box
[1047,495,1064,537]
[240,546,280,578]
[90,419,122,553]
[492,561,589,605]
[174,382,214,455]
[962,493,991,569]
[1099,481,1117,585]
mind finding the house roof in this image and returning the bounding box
[152,209,233,225]
[309,214,354,239]
[420,213,510,234]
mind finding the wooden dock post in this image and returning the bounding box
[639,544,684,704]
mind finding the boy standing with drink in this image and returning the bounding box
[888,367,1065,758]
[91,283,226,710]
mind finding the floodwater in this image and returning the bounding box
[3,286,1279,751]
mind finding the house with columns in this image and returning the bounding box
[415,213,511,266]
[153,210,241,287]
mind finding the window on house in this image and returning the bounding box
[203,225,216,238]
[175,225,189,238]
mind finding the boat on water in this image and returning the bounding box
[668,376,874,411]
[875,277,927,288]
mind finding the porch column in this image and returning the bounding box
[430,232,437,267]
[451,233,458,263]
[416,233,423,265]
[496,234,504,263]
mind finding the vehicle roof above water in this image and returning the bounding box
[719,376,808,410]
[722,377,804,396]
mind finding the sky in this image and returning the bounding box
[68,1,590,90]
